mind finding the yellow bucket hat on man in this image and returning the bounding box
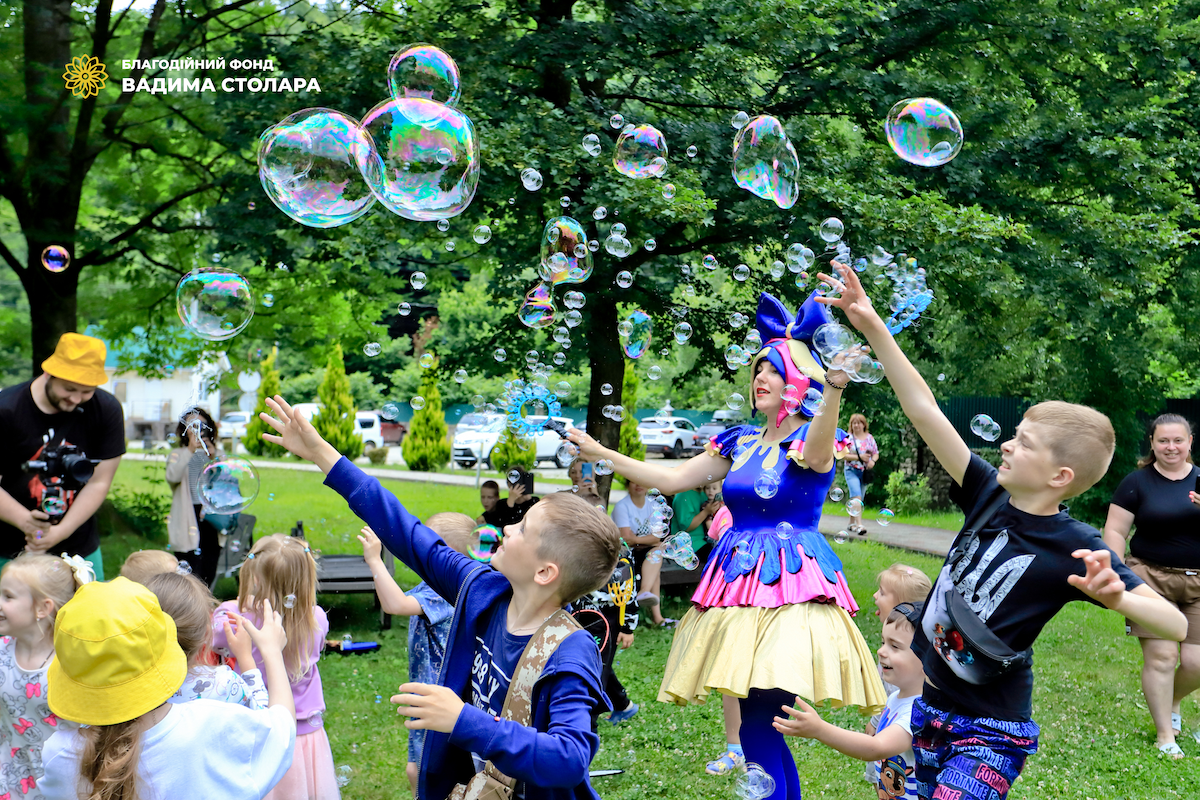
[47,577,186,727]
[40,332,109,387]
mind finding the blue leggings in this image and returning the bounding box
[739,689,802,800]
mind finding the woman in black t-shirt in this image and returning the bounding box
[1103,413,1200,756]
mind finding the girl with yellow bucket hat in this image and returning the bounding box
[39,578,297,800]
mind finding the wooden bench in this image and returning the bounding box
[291,521,397,630]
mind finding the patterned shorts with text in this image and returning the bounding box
[911,698,1040,800]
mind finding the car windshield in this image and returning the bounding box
[483,418,507,432]
[460,413,489,426]
[638,418,670,428]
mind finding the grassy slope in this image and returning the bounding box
[107,461,1199,798]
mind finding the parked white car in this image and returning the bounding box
[638,416,701,459]
[452,415,577,469]
[291,403,385,451]
[219,411,251,441]
[455,412,505,434]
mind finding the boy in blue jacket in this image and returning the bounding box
[813,263,1186,799]
[259,396,622,800]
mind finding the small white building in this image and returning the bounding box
[101,344,227,444]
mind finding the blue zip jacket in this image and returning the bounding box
[324,458,609,800]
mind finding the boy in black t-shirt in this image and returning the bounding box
[815,263,1186,800]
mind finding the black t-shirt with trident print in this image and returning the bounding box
[912,453,1142,721]
[0,380,125,559]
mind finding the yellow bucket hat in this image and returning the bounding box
[47,577,186,726]
[40,332,109,387]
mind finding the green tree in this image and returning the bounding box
[488,432,537,476]
[242,348,285,458]
[402,373,451,471]
[313,343,362,460]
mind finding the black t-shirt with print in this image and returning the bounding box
[0,380,126,558]
[912,454,1143,721]
[1111,464,1200,568]
[482,496,539,530]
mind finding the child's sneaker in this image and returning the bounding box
[609,702,639,724]
[705,750,745,775]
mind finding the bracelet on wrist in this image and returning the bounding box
[825,378,849,391]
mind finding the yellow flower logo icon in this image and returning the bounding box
[62,55,108,99]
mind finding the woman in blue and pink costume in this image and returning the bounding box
[568,291,885,800]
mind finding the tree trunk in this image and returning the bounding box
[587,296,624,504]
[22,243,81,374]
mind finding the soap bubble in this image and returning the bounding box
[620,309,653,359]
[398,302,412,316]
[877,508,895,526]
[612,405,626,422]
[780,383,802,415]
[381,402,400,420]
[846,498,864,516]
[829,486,844,502]
[609,113,624,129]
[775,521,793,540]
[673,322,693,344]
[472,225,492,244]
[604,234,633,258]
[261,293,275,308]
[735,764,776,800]
[616,270,634,288]
[564,310,582,328]
[198,457,261,514]
[359,97,479,221]
[686,144,698,158]
[518,282,557,328]
[493,348,507,362]
[819,217,844,243]
[560,195,571,208]
[453,368,467,383]
[564,291,585,309]
[732,115,799,209]
[613,123,668,179]
[257,108,381,228]
[387,43,460,107]
[812,322,855,358]
[40,246,70,273]
[520,168,543,191]
[467,525,501,563]
[801,387,826,417]
[886,98,964,167]
[733,540,755,571]
[540,217,593,285]
[582,133,602,157]
[662,183,676,200]
[593,206,607,221]
[970,413,1001,442]
[410,396,426,410]
[284,594,296,609]
[175,269,254,342]
[601,383,614,396]
[703,254,719,270]
[364,342,382,357]
[419,353,435,369]
[336,765,353,789]
[727,392,745,410]
[834,531,847,545]
[411,271,427,290]
[595,459,615,476]
[644,239,656,252]
[731,110,750,129]
[733,264,750,281]
[754,469,780,499]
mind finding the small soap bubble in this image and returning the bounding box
[336,765,353,788]
[886,97,964,167]
[520,167,543,191]
[829,486,844,502]
[342,633,352,645]
[731,111,750,129]
[453,368,468,383]
[703,254,719,270]
[801,387,826,417]
[284,594,296,609]
[644,239,657,252]
[363,342,382,357]
[846,498,864,516]
[819,217,844,243]
[436,218,450,232]
[754,469,780,499]
[593,206,608,220]
[381,403,400,420]
[594,459,615,476]
[582,133,602,157]
[834,531,847,545]
[877,508,895,526]
[435,147,452,165]
[609,113,624,129]
[398,302,412,316]
[417,353,434,369]
[411,396,426,410]
[686,144,698,158]
[494,348,507,362]
[601,383,614,396]
[616,270,634,288]
[411,271,427,289]
[261,293,275,308]
[733,264,750,281]
[662,183,676,200]
[560,195,571,208]
[727,392,745,410]
[473,225,492,244]
[444,240,456,252]
[648,365,662,381]
[673,322,693,344]
[775,521,793,540]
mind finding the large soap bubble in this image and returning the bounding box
[885,98,963,167]
[258,108,382,228]
[387,43,461,110]
[176,269,255,341]
[360,97,480,221]
[732,115,799,209]
[613,123,668,179]
[539,217,593,285]
[518,282,557,329]
[620,309,653,359]
[198,456,261,514]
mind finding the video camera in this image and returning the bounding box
[23,442,101,523]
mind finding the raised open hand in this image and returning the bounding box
[813,261,883,333]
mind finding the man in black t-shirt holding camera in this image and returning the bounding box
[0,333,125,578]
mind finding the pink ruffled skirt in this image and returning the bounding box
[691,541,860,615]
[263,728,340,800]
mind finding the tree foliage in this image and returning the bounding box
[402,372,451,471]
[242,347,285,458]
[488,431,537,475]
[313,343,362,459]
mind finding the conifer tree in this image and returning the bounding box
[402,371,452,471]
[242,348,286,457]
[313,343,363,460]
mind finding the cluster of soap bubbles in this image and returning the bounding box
[259,44,479,228]
[735,763,777,800]
[604,222,634,259]
[655,531,700,570]
[811,322,885,385]
[970,413,1002,442]
[870,251,934,335]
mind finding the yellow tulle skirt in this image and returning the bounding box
[657,602,887,715]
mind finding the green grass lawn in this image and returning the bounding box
[104,461,1200,798]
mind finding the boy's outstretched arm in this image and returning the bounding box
[773,698,911,762]
[816,263,971,486]
[359,526,423,617]
[1070,549,1187,641]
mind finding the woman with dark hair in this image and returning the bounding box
[1103,413,1200,757]
[165,407,225,586]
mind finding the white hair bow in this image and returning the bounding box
[60,553,96,585]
